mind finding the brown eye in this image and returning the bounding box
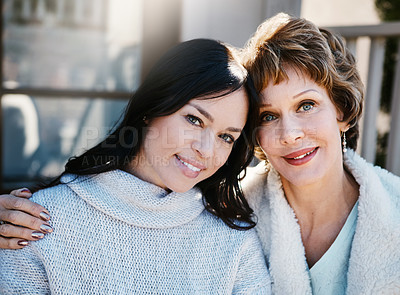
[186,115,202,126]
[219,134,234,144]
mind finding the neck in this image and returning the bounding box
[281,165,359,267]
[125,156,170,192]
[281,165,358,224]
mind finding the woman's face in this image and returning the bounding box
[132,88,249,192]
[257,67,348,188]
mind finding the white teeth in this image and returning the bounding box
[293,149,315,160]
[178,157,201,172]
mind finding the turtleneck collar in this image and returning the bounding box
[61,170,205,229]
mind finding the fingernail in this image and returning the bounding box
[39,212,51,221]
[20,188,31,193]
[40,224,53,233]
[18,240,29,246]
[32,231,45,239]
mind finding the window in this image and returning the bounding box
[1,0,143,191]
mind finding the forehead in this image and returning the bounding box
[195,88,247,106]
[262,68,329,98]
[191,88,249,123]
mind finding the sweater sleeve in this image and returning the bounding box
[0,245,50,294]
[232,229,272,295]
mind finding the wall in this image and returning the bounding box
[301,0,380,26]
[181,0,301,47]
[181,0,265,47]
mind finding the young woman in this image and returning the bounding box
[0,38,271,294]
[241,13,400,294]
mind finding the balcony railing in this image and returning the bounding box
[328,22,400,176]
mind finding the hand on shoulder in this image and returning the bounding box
[0,188,52,249]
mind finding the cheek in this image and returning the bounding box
[256,127,276,152]
[146,116,184,146]
[210,147,232,170]
[314,118,340,139]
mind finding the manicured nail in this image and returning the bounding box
[18,240,29,246]
[40,224,53,233]
[32,231,45,239]
[39,212,51,221]
[20,188,31,193]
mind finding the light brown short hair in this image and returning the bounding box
[242,13,364,159]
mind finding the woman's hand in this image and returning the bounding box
[0,188,52,249]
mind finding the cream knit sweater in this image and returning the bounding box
[0,170,271,294]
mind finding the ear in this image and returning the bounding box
[336,109,350,132]
[339,123,350,133]
[337,117,349,133]
[336,107,345,121]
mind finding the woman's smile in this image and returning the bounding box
[283,147,319,166]
[175,154,205,178]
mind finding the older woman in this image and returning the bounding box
[241,13,400,294]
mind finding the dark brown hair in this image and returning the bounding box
[41,39,259,230]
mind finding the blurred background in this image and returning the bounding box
[1,0,399,192]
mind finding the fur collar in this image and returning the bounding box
[243,150,400,294]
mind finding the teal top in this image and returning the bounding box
[308,201,358,295]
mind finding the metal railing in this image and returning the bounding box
[328,22,400,176]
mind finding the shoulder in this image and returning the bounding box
[345,150,400,293]
[31,183,77,207]
[30,179,93,223]
[345,150,400,206]
[371,165,400,205]
[196,213,271,293]
[241,162,270,208]
[240,161,285,223]
[241,161,269,189]
[198,210,262,246]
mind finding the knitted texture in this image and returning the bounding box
[0,170,271,294]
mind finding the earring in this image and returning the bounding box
[342,132,347,153]
[142,116,147,121]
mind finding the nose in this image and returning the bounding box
[279,116,305,145]
[191,128,215,158]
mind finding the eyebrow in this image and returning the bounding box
[293,89,319,99]
[259,89,320,107]
[188,102,242,133]
[226,127,242,133]
[189,102,214,122]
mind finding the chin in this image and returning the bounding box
[285,171,323,187]
[170,187,189,193]
[166,182,196,193]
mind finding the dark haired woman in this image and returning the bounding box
[0,39,271,294]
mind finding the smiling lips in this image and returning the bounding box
[175,155,206,177]
[283,147,318,166]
